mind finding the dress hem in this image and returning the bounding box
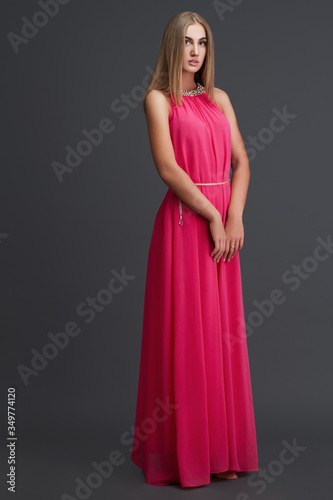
[131,455,259,487]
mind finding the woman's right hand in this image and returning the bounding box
[209,213,227,263]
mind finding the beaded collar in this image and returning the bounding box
[163,83,205,96]
[181,83,205,96]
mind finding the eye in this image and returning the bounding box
[185,39,207,46]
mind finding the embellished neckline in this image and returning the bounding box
[181,83,205,96]
[163,83,205,97]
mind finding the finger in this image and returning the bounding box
[210,241,219,258]
[219,240,227,262]
[222,241,230,261]
[217,239,226,262]
[211,240,221,260]
[226,241,236,261]
[217,244,224,262]
[230,240,239,258]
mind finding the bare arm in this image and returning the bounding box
[214,87,250,219]
[144,90,221,223]
[213,88,250,259]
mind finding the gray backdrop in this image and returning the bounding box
[1,0,332,498]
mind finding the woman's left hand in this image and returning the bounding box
[222,213,244,262]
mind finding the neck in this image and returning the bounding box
[181,72,197,91]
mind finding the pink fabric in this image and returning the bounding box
[131,90,258,487]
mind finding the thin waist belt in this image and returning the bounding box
[178,179,231,226]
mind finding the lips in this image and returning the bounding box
[189,60,199,65]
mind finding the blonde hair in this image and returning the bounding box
[143,11,216,111]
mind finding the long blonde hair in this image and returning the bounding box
[143,11,216,112]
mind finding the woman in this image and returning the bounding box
[131,11,259,488]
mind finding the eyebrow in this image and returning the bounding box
[185,36,207,40]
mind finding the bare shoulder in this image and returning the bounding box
[213,86,231,113]
[145,89,171,118]
[142,89,175,179]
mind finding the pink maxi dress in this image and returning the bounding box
[131,85,258,487]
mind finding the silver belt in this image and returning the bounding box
[178,179,231,226]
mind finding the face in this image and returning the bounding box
[182,23,207,73]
